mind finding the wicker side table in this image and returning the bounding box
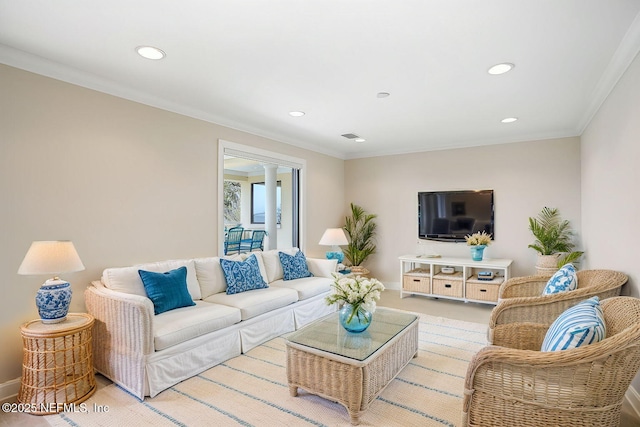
[18,313,96,415]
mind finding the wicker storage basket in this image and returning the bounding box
[466,279,502,302]
[535,254,561,275]
[403,268,431,293]
[432,272,464,298]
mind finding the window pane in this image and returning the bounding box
[251,181,281,224]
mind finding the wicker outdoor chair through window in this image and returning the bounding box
[488,269,627,344]
[463,296,640,427]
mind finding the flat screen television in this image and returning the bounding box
[418,190,494,242]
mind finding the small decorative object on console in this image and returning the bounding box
[477,271,495,280]
[441,266,455,274]
[465,231,492,261]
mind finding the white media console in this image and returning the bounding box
[399,255,513,305]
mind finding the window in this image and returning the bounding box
[251,181,281,224]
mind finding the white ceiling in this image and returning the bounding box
[2,1,640,160]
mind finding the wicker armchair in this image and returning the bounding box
[463,296,640,427]
[489,269,627,344]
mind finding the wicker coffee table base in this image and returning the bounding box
[286,319,418,425]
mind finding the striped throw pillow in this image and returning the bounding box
[541,296,606,352]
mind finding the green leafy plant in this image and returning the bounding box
[343,203,377,267]
[528,207,583,267]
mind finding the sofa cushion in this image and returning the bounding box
[204,287,298,321]
[220,254,269,295]
[193,254,242,298]
[139,267,196,315]
[102,259,201,300]
[541,296,606,352]
[153,301,242,351]
[194,257,228,298]
[270,276,332,300]
[279,250,313,280]
[306,258,338,278]
[261,248,298,282]
[543,263,578,295]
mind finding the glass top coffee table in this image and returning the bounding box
[284,308,419,425]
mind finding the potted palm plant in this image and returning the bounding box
[528,207,583,275]
[343,203,377,274]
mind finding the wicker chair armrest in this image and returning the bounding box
[488,287,626,345]
[498,275,550,299]
[491,289,600,328]
[85,282,155,356]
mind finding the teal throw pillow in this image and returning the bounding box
[541,296,606,352]
[220,254,268,295]
[542,264,578,295]
[138,267,196,315]
[279,250,313,281]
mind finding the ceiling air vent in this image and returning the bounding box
[341,133,360,139]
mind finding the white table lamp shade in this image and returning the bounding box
[319,228,348,246]
[18,241,85,276]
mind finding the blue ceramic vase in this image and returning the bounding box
[339,303,372,333]
[470,245,486,261]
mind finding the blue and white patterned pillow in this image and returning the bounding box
[279,250,313,281]
[541,296,606,352]
[220,254,268,295]
[542,263,578,295]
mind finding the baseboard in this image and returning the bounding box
[626,385,640,419]
[0,377,20,403]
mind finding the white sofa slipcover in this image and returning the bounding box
[85,249,337,399]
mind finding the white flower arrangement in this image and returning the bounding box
[325,274,385,324]
[465,230,492,246]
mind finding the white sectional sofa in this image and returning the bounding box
[84,248,337,399]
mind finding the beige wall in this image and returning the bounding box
[581,51,640,298]
[581,53,640,390]
[3,50,639,395]
[0,64,345,384]
[344,137,582,283]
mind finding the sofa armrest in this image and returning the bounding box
[306,257,338,278]
[84,281,155,399]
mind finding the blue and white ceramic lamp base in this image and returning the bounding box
[36,278,72,323]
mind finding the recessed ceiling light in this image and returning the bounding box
[136,46,166,60]
[354,138,366,143]
[501,117,518,123]
[488,63,514,75]
[376,92,390,98]
[289,111,305,117]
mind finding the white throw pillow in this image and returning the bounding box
[261,248,298,282]
[102,259,201,300]
[306,258,338,278]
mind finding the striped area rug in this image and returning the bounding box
[45,313,487,427]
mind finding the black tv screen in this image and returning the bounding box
[418,190,494,242]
